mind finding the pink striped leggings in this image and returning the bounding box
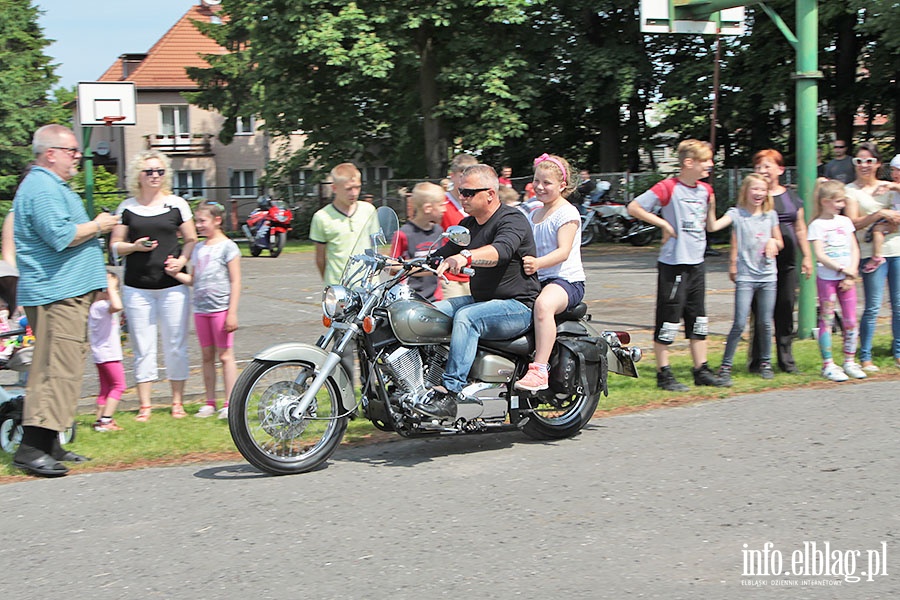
[816,277,858,362]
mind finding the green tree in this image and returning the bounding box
[0,0,63,199]
[189,0,542,180]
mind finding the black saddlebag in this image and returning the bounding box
[549,335,609,398]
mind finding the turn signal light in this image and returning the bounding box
[362,316,376,333]
[323,315,332,327]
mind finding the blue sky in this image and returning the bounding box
[36,0,198,89]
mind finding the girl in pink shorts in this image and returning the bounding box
[167,202,241,418]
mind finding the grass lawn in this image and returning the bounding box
[2,327,898,481]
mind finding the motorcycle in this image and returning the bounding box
[242,196,294,258]
[580,192,658,247]
[228,206,642,475]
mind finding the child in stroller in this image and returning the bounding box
[0,263,75,453]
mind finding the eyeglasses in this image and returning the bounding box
[50,146,81,157]
[852,157,878,166]
[833,144,846,149]
[142,168,166,176]
[458,187,490,198]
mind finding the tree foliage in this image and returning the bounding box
[189,0,898,180]
[0,0,64,199]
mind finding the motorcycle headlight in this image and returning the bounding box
[323,285,352,319]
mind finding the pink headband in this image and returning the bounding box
[533,153,567,185]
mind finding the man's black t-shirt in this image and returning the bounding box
[439,203,540,307]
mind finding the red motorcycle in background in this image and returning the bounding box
[243,197,294,257]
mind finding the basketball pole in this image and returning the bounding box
[82,126,95,216]
[674,0,819,339]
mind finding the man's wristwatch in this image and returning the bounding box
[460,249,473,267]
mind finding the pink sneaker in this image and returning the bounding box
[863,256,885,274]
[514,364,549,391]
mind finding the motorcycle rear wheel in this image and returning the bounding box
[521,391,600,440]
[270,232,286,258]
[628,228,656,246]
[580,225,595,247]
[229,359,348,475]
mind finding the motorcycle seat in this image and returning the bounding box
[478,305,590,356]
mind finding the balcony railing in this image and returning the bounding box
[143,133,214,156]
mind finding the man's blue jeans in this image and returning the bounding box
[433,296,533,393]
[859,256,900,361]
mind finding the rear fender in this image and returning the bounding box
[254,343,355,412]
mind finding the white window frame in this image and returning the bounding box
[160,105,189,146]
[235,116,256,135]
[174,170,206,199]
[230,170,257,197]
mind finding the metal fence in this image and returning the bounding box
[82,167,801,238]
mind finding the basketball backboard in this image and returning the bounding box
[640,0,745,35]
[77,82,137,126]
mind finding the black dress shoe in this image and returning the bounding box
[55,450,92,463]
[415,390,458,420]
[12,453,69,477]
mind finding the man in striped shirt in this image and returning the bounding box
[11,125,118,477]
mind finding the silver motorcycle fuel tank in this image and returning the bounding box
[386,299,453,344]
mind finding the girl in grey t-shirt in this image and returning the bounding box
[708,174,784,384]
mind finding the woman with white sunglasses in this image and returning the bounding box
[842,142,900,371]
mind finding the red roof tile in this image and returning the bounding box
[98,4,226,90]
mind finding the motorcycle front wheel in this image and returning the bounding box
[521,391,600,440]
[229,359,348,475]
[270,232,286,258]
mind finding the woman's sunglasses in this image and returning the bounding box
[142,168,166,176]
[852,157,878,166]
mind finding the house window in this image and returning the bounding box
[235,116,256,135]
[230,170,257,197]
[363,166,391,184]
[160,106,189,145]
[174,171,205,199]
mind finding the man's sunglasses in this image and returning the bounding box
[142,168,166,176]
[852,157,877,166]
[458,187,490,198]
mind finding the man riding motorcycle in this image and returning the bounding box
[415,164,540,420]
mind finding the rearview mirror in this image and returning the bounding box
[444,225,470,247]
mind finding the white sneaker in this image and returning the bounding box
[217,406,229,420]
[822,363,849,382]
[861,363,880,373]
[196,405,217,418]
[842,361,867,379]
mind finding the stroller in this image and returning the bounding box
[0,262,76,453]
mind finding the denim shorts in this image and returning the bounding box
[541,278,585,311]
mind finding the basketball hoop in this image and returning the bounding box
[102,116,127,127]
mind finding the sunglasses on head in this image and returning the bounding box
[142,168,166,176]
[458,187,490,198]
[852,157,877,166]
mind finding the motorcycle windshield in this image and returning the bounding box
[340,205,401,291]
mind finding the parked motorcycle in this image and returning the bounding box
[228,206,642,475]
[580,196,658,247]
[242,196,294,257]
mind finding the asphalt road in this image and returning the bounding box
[1,380,897,599]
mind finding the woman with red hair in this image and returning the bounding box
[747,149,813,373]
